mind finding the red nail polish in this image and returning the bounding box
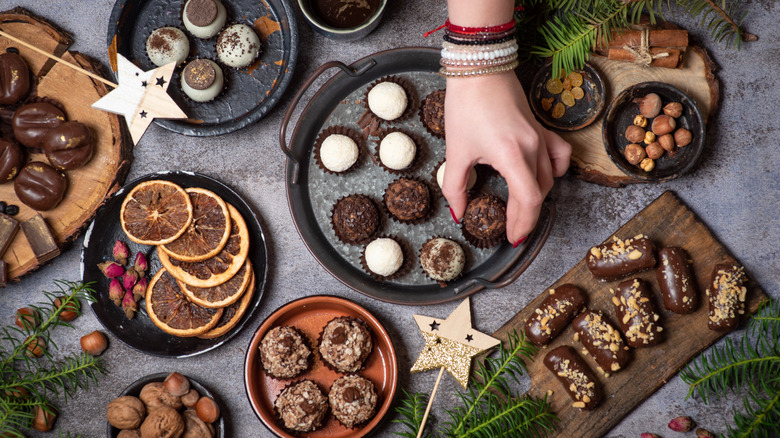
[449,207,460,224]
[513,236,527,248]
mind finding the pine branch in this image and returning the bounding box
[751,300,780,339]
[393,390,430,438]
[728,378,780,438]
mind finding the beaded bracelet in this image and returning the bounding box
[445,28,516,43]
[445,18,515,35]
[440,53,518,68]
[442,40,517,53]
[441,44,518,62]
[443,34,516,46]
[439,60,520,78]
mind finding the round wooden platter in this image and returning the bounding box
[0,8,132,281]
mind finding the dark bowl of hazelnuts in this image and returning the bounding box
[602,82,705,182]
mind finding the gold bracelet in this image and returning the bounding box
[439,60,520,78]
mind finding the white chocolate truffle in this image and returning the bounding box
[181,59,224,102]
[182,0,227,39]
[365,238,403,277]
[146,27,190,67]
[436,162,477,190]
[367,82,407,121]
[320,134,358,172]
[420,238,466,282]
[379,132,415,170]
[216,24,262,68]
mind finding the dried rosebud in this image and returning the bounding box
[132,277,148,302]
[669,416,695,432]
[122,290,137,319]
[696,428,715,438]
[97,260,124,278]
[113,240,130,265]
[109,279,124,306]
[133,252,148,276]
[122,269,139,291]
[641,434,661,438]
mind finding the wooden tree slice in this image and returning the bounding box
[0,8,132,281]
[563,49,719,187]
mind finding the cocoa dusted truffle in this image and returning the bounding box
[146,27,190,67]
[216,24,261,68]
[0,138,24,182]
[319,317,372,373]
[14,162,67,211]
[384,178,430,223]
[181,59,223,102]
[12,102,66,149]
[274,380,328,432]
[42,121,94,170]
[420,237,465,282]
[329,375,378,428]
[462,194,507,246]
[259,326,311,379]
[331,195,380,245]
[0,52,30,105]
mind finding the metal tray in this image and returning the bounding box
[280,47,554,306]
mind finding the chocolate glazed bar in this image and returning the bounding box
[524,284,586,346]
[586,235,656,281]
[612,278,664,348]
[707,264,748,332]
[572,309,632,375]
[656,247,698,314]
[544,345,603,410]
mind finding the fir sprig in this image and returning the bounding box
[393,390,430,438]
[675,0,756,48]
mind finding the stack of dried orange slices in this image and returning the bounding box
[119,180,254,339]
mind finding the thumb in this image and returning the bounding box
[440,160,471,224]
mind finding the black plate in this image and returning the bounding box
[107,0,298,136]
[529,61,606,131]
[82,171,268,357]
[106,372,226,437]
[602,82,705,181]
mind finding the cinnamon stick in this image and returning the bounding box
[597,29,689,52]
[607,48,683,69]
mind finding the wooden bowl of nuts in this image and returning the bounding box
[602,82,705,181]
[530,61,606,131]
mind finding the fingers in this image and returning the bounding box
[544,130,572,177]
[440,156,473,223]
[495,150,545,244]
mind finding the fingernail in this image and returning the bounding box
[512,236,527,248]
[449,207,460,224]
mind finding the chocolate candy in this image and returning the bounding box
[572,310,631,375]
[21,214,60,264]
[0,52,30,105]
[544,346,603,410]
[12,102,66,149]
[612,278,663,348]
[707,264,748,332]
[14,162,67,211]
[0,138,24,182]
[42,121,94,170]
[656,247,698,314]
[0,212,19,257]
[524,284,586,346]
[586,235,656,281]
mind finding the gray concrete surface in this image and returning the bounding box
[1,0,778,436]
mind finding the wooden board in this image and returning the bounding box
[493,191,766,438]
[563,49,719,187]
[0,8,132,281]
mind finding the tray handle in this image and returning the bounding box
[279,59,377,185]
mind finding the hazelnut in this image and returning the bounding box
[625,125,645,143]
[640,158,655,172]
[646,142,664,159]
[624,143,646,165]
[658,134,675,152]
[633,115,648,127]
[15,308,40,329]
[663,102,683,118]
[639,93,662,118]
[674,128,693,147]
[643,131,656,144]
[195,396,220,423]
[53,296,79,322]
[139,382,183,410]
[164,372,191,397]
[80,330,108,356]
[652,115,676,135]
[25,336,46,358]
[107,395,146,430]
[182,389,201,409]
[140,406,184,438]
[182,410,214,438]
[32,405,57,432]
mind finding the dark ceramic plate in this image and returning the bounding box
[82,171,268,357]
[530,61,606,131]
[602,82,705,181]
[106,0,298,136]
[106,372,226,437]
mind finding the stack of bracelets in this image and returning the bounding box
[440,19,519,78]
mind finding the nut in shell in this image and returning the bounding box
[640,158,655,172]
[182,389,200,408]
[139,406,184,438]
[195,396,220,423]
[652,115,676,136]
[646,142,664,159]
[675,128,693,147]
[624,143,647,165]
[663,102,683,118]
[106,395,146,430]
[625,125,646,143]
[639,93,662,118]
[164,372,191,397]
[139,382,183,410]
[182,410,214,438]
[658,134,675,152]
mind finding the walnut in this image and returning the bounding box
[140,382,183,411]
[107,396,146,430]
[118,430,142,438]
[140,406,184,438]
[182,409,215,438]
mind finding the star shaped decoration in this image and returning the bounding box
[92,54,187,145]
[410,297,500,388]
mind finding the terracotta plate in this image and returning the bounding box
[530,60,606,131]
[244,295,398,437]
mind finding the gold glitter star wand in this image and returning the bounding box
[410,297,500,438]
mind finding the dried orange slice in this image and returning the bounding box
[160,188,231,262]
[197,271,255,339]
[179,259,252,308]
[145,268,223,337]
[120,180,193,245]
[158,204,250,288]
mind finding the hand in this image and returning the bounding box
[442,71,572,245]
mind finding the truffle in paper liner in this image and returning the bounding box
[419,88,446,139]
[328,374,380,429]
[313,125,364,175]
[430,159,483,200]
[382,176,435,225]
[362,75,418,125]
[179,0,229,42]
[175,57,228,104]
[373,127,426,175]
[330,194,383,245]
[460,194,507,249]
[419,235,471,287]
[259,325,314,380]
[360,235,412,281]
[214,22,263,71]
[317,316,374,374]
[142,26,192,70]
[273,379,329,433]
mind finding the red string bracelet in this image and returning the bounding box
[444,18,515,35]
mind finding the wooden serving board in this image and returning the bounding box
[0,8,132,281]
[563,49,719,187]
[493,191,766,438]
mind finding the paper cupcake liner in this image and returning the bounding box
[329,194,383,246]
[418,89,446,139]
[460,194,507,249]
[273,379,330,434]
[317,316,374,375]
[175,57,229,104]
[260,325,315,381]
[373,128,426,175]
[179,0,229,42]
[313,125,364,175]
[382,176,436,225]
[329,375,381,430]
[362,75,418,126]
[359,234,413,281]
[418,235,471,287]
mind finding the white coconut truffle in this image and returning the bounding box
[436,162,477,190]
[367,82,407,121]
[379,132,416,170]
[420,238,466,282]
[181,59,224,102]
[146,27,190,67]
[216,24,262,68]
[365,238,403,277]
[182,0,227,39]
[320,134,358,172]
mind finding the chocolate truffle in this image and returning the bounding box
[329,375,378,428]
[436,161,476,191]
[368,81,407,121]
[462,195,507,246]
[319,317,373,373]
[378,131,416,170]
[259,326,311,379]
[216,24,261,68]
[0,52,30,105]
[181,59,223,102]
[14,162,67,211]
[420,237,465,282]
[421,89,445,137]
[0,138,24,182]
[42,121,94,170]
[274,380,328,432]
[384,178,430,222]
[12,102,66,149]
[182,0,227,39]
[146,27,190,67]
[364,237,403,278]
[331,195,380,245]
[320,134,358,173]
